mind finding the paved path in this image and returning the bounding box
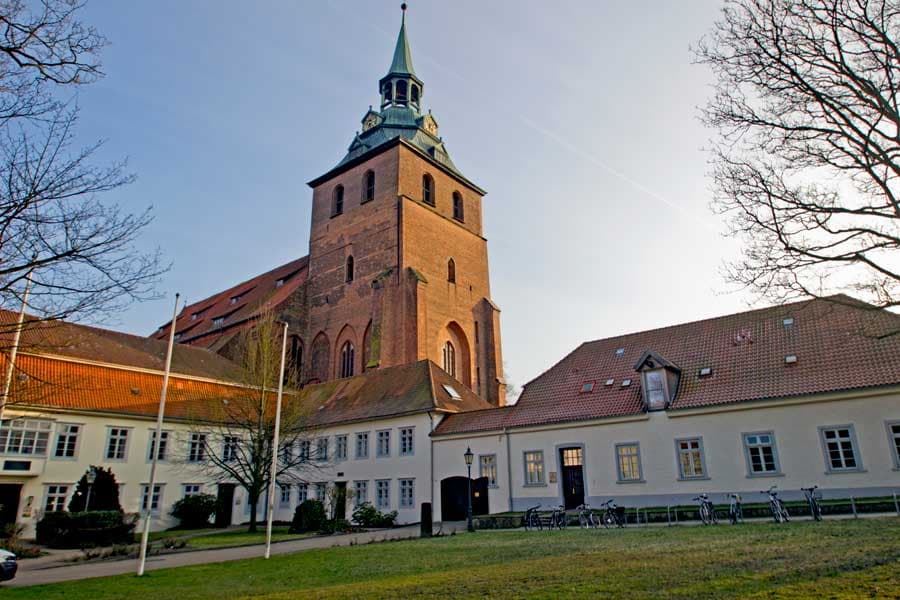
[8,523,466,588]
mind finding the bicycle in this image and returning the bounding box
[549,505,568,530]
[761,486,790,523]
[523,505,542,531]
[692,493,718,525]
[599,499,625,528]
[577,503,599,529]
[728,493,743,525]
[801,485,823,521]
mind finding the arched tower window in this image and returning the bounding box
[411,84,420,105]
[447,258,456,283]
[422,174,434,206]
[396,80,408,103]
[383,83,392,103]
[345,255,354,283]
[363,170,375,203]
[452,191,464,222]
[332,185,344,216]
[442,341,456,378]
[288,335,303,384]
[340,341,355,378]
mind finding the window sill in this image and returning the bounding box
[616,479,646,485]
[523,483,547,488]
[330,212,343,219]
[745,472,784,479]
[824,468,867,475]
[487,484,499,489]
[677,476,711,482]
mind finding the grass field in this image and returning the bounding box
[9,517,900,599]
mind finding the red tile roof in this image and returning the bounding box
[150,256,309,350]
[434,296,900,436]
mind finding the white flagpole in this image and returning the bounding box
[0,268,34,424]
[265,321,289,559]
[137,293,180,577]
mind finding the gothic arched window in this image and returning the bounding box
[340,341,355,378]
[452,191,464,222]
[447,258,456,283]
[345,255,354,283]
[442,341,456,378]
[396,80,408,103]
[411,84,420,105]
[422,174,434,206]
[332,185,344,216]
[363,170,375,203]
[288,336,303,384]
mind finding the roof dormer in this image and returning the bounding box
[633,350,681,411]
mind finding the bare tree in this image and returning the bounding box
[181,313,326,532]
[0,0,164,340]
[695,0,900,309]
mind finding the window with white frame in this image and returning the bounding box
[375,479,390,509]
[280,484,291,507]
[889,422,900,468]
[336,435,348,461]
[820,425,861,471]
[281,442,294,463]
[315,482,327,502]
[524,450,545,485]
[44,484,69,512]
[479,454,497,486]
[223,435,239,462]
[299,440,311,462]
[316,438,328,461]
[147,430,169,461]
[182,484,202,498]
[140,484,163,512]
[643,369,668,410]
[616,443,642,482]
[376,430,391,457]
[676,438,706,479]
[54,424,80,458]
[743,432,780,475]
[355,432,369,459]
[399,427,414,456]
[353,480,368,507]
[0,419,52,455]
[105,427,129,460]
[297,483,308,504]
[188,433,207,462]
[399,478,415,508]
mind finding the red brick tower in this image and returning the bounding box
[301,6,505,406]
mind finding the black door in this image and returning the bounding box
[440,476,490,521]
[560,447,585,509]
[0,484,22,530]
[333,482,347,520]
[215,483,235,528]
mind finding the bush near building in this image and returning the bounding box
[170,494,217,529]
[36,511,137,549]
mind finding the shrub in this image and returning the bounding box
[319,518,352,534]
[289,499,327,533]
[67,466,122,512]
[36,511,137,549]
[170,494,217,529]
[351,502,398,528]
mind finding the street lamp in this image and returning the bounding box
[464,446,474,532]
[85,470,97,511]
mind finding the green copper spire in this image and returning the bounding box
[387,4,415,77]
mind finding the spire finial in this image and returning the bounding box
[401,3,407,23]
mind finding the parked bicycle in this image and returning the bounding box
[524,505,542,531]
[761,486,791,523]
[693,493,718,525]
[548,505,568,530]
[728,493,743,525]
[577,503,599,529]
[801,485,823,521]
[599,499,625,528]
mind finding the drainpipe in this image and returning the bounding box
[428,412,434,506]
[504,427,513,512]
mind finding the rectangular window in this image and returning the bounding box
[523,450,545,485]
[353,480,368,507]
[399,478,415,508]
[355,432,369,459]
[105,427,129,460]
[182,484,202,498]
[479,454,498,486]
[315,482,327,502]
[336,435,348,461]
[54,424,80,458]
[375,479,390,509]
[281,442,294,463]
[743,432,780,475]
[316,438,328,462]
[280,484,291,507]
[888,422,900,468]
[44,484,69,512]
[616,443,642,482]
[147,430,169,461]
[297,483,308,504]
[820,425,862,471]
[399,427,414,456]
[188,433,207,462]
[676,438,706,479]
[644,370,667,410]
[376,430,391,458]
[299,440,311,462]
[0,419,52,456]
[141,484,163,513]
[223,435,239,462]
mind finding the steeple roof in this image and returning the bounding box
[386,5,416,78]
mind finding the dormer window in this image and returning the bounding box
[580,382,594,393]
[230,295,241,305]
[643,369,668,410]
[212,316,225,327]
[275,278,284,288]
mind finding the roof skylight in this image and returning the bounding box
[615,348,625,357]
[699,367,712,377]
[785,354,798,364]
[621,379,632,387]
[783,317,795,329]
[605,378,614,386]
[580,382,594,393]
[442,384,462,400]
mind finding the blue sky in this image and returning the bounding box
[74,0,750,395]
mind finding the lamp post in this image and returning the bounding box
[85,469,97,511]
[464,446,474,532]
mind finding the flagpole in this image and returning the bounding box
[0,268,34,424]
[137,293,180,577]
[265,321,289,559]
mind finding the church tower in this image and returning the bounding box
[302,6,505,406]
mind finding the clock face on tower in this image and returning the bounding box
[363,114,380,132]
[421,114,438,136]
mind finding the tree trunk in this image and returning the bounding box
[248,489,259,533]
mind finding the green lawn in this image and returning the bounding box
[10,518,900,599]
[181,527,312,550]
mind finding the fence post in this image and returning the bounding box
[894,493,899,517]
[666,506,671,526]
[850,497,858,518]
[674,507,679,524]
